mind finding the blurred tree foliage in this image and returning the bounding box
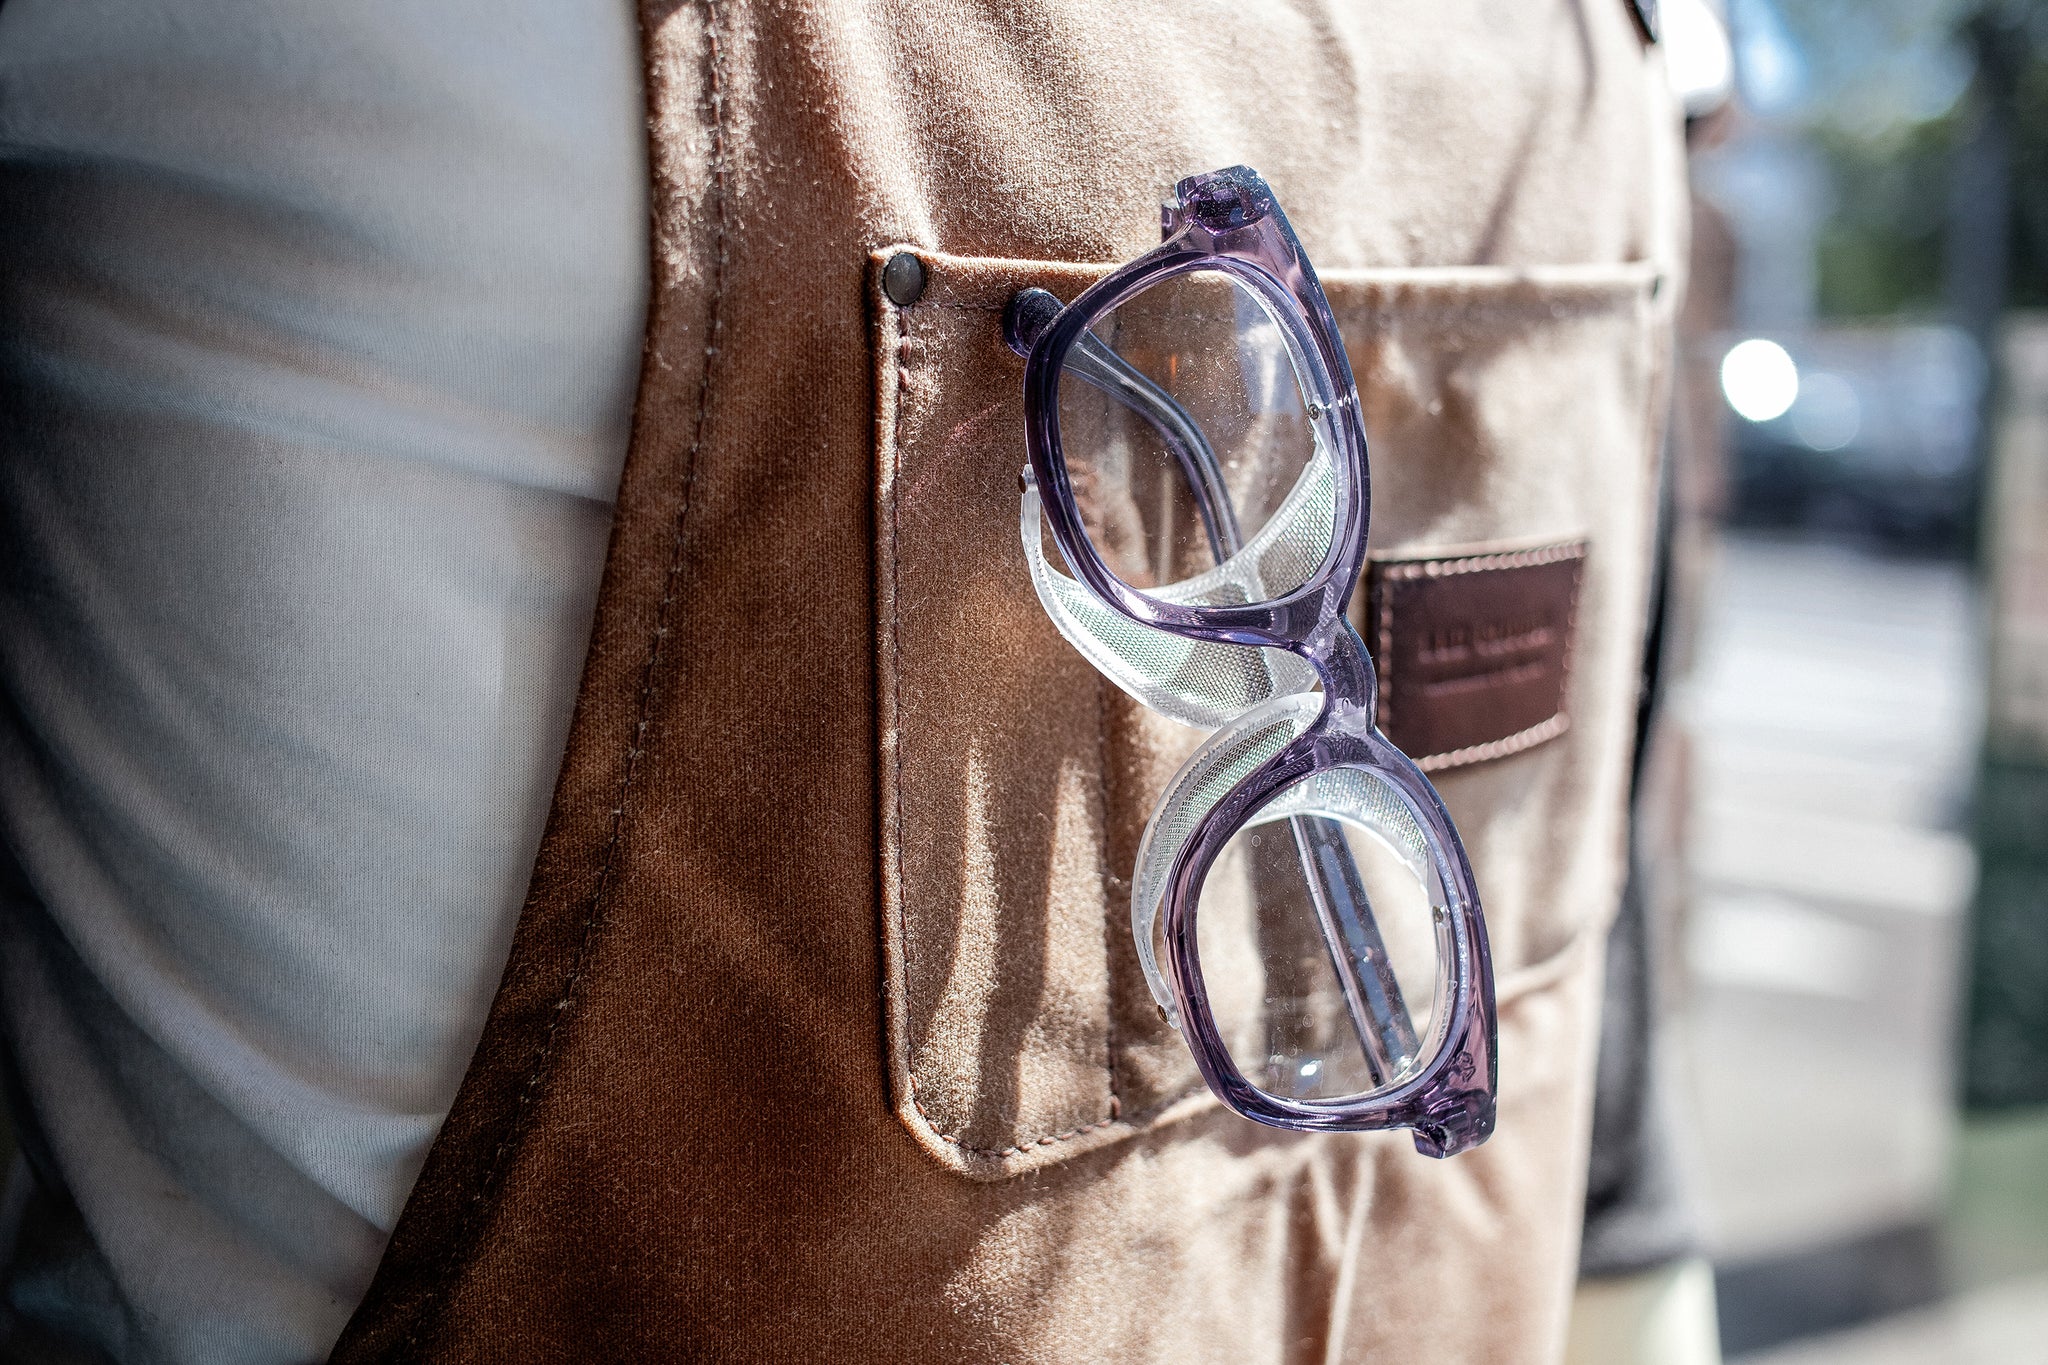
[1812,116,1954,317]
[1774,0,2048,319]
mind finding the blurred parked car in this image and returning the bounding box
[1721,325,1984,552]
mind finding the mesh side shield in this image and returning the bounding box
[1128,693,1322,1020]
[1020,443,1336,730]
[1250,768,1432,884]
[1250,446,1338,604]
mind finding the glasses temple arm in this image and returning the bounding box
[1061,333,1241,567]
[1005,287,1241,566]
[1292,815,1423,1084]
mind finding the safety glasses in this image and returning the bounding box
[1004,167,1496,1156]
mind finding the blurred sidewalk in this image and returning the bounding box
[1733,1107,2048,1365]
[1672,532,2048,1360]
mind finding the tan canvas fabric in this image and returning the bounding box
[332,2,1686,1361]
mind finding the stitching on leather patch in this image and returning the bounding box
[1367,540,1587,772]
[1416,712,1572,773]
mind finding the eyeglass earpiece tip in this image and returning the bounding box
[1410,1100,1495,1158]
[1003,287,1063,359]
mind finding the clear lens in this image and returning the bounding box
[1054,269,1334,600]
[1191,767,1448,1104]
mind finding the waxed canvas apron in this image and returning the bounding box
[332,2,1685,1360]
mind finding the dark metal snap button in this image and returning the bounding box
[883,252,927,306]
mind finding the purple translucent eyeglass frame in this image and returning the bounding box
[1010,167,1497,1157]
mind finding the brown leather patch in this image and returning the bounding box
[1366,542,1587,771]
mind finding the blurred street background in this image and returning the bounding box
[1654,0,2048,1358]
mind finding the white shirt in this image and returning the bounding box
[0,2,648,1359]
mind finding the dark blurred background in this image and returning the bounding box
[1655,0,2048,1359]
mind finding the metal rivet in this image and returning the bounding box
[883,252,926,307]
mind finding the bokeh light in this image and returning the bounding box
[1721,337,1801,422]
[1788,370,1861,451]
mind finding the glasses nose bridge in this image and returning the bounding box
[1304,615,1378,721]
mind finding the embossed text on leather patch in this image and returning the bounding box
[1365,541,1587,771]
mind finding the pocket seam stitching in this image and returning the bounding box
[1092,677,1125,1126]
[886,295,1123,1159]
